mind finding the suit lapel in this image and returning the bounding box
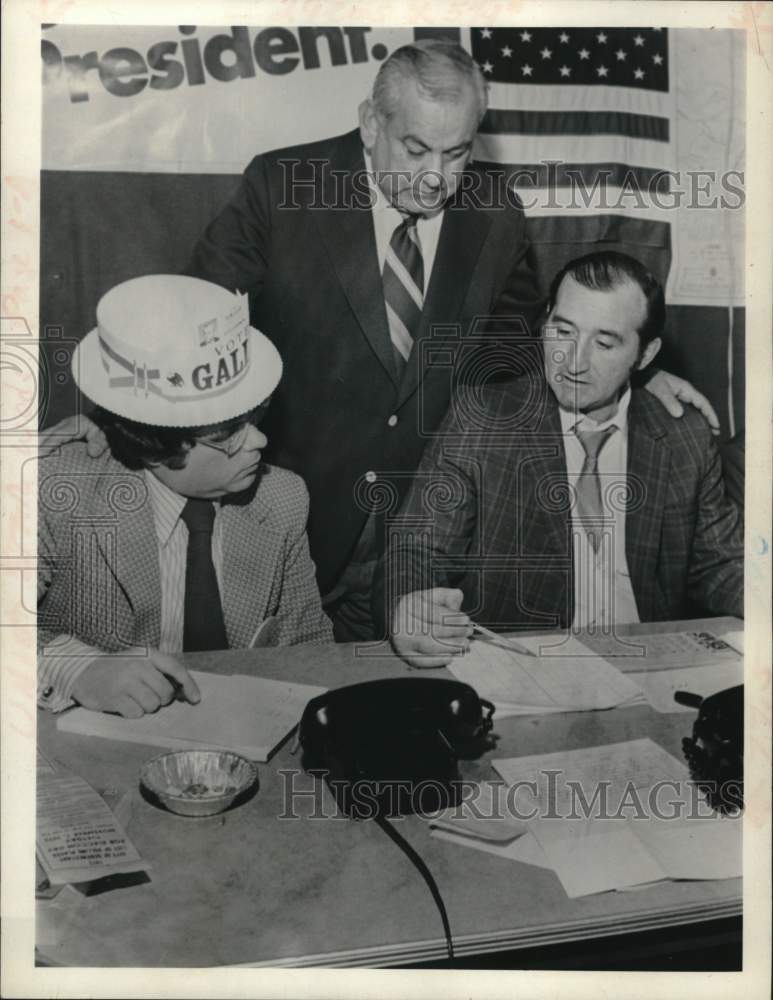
[398,197,492,406]
[518,395,572,557]
[220,492,277,649]
[626,391,670,621]
[94,467,162,646]
[310,133,399,388]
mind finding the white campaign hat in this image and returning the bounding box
[72,274,282,427]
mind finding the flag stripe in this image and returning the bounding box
[475,160,670,194]
[480,109,669,142]
[476,133,672,172]
[511,189,677,222]
[486,82,672,117]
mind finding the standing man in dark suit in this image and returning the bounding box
[183,40,714,640]
[184,39,542,639]
[380,251,743,667]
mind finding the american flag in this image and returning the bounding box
[469,27,674,293]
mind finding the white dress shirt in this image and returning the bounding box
[363,151,444,289]
[558,388,641,630]
[144,471,225,654]
[39,471,226,711]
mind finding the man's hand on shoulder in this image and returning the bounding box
[39,414,108,458]
[644,370,720,435]
[71,649,201,718]
[391,588,472,669]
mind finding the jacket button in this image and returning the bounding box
[387,414,398,427]
[365,471,377,484]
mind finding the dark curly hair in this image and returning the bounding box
[91,404,266,471]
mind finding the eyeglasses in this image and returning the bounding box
[198,422,252,458]
[196,402,269,458]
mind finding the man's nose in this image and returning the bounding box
[569,337,591,373]
[244,423,267,451]
[416,153,445,189]
[416,161,447,211]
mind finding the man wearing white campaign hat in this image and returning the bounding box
[38,275,332,719]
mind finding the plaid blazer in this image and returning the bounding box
[375,375,743,631]
[38,444,332,682]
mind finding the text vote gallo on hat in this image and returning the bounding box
[73,275,282,427]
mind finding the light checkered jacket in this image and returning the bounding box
[38,443,332,708]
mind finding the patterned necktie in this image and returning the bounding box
[180,498,228,652]
[574,426,616,552]
[382,213,424,375]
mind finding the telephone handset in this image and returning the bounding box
[298,677,495,818]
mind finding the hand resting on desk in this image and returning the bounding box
[391,588,473,669]
[71,648,201,718]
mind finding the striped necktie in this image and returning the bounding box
[382,213,424,375]
[180,498,228,652]
[574,426,616,552]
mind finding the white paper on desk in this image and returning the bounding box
[493,738,689,815]
[633,814,742,881]
[627,660,745,713]
[493,739,740,896]
[448,638,645,714]
[37,773,146,886]
[426,782,530,843]
[533,823,666,898]
[57,671,326,762]
[430,828,552,871]
[579,629,742,671]
[36,748,57,774]
[720,630,744,655]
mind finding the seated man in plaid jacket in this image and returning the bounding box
[376,251,743,667]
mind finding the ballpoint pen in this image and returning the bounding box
[471,622,536,657]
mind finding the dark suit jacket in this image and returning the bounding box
[375,376,743,631]
[186,129,542,593]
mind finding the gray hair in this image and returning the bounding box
[371,39,489,123]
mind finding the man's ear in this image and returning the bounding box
[358,98,379,151]
[636,336,662,371]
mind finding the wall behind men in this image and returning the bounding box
[38,24,744,439]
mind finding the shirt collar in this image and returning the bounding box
[143,470,220,549]
[363,150,444,225]
[558,386,632,437]
[363,150,407,224]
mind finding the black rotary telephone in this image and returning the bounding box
[298,677,495,819]
[675,684,743,814]
[298,677,496,961]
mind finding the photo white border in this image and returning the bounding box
[2,1,770,997]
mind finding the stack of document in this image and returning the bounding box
[428,738,742,897]
[448,634,646,716]
[57,671,326,762]
[580,629,744,714]
[37,772,146,886]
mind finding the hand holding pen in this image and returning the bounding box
[391,587,472,669]
[390,587,536,669]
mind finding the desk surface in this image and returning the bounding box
[36,617,743,968]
